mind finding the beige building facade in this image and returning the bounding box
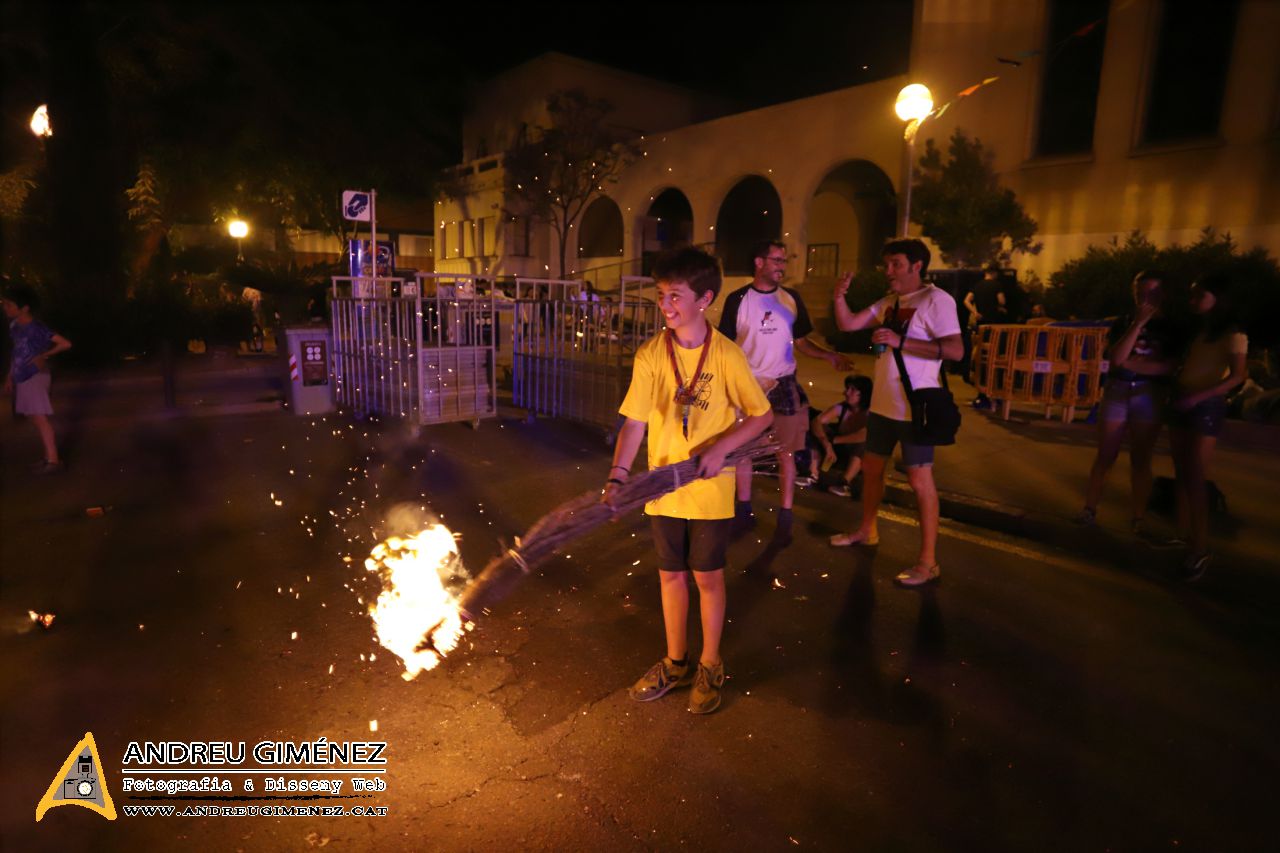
[436,0,1280,299]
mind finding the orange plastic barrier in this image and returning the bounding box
[972,324,1110,422]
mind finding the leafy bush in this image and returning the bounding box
[1045,230,1280,349]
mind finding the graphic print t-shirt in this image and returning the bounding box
[619,329,770,519]
[8,320,54,383]
[717,285,814,380]
[1107,313,1181,382]
[868,285,962,422]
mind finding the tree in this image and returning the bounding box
[1045,229,1280,349]
[500,90,642,278]
[911,129,1041,268]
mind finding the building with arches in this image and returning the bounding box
[435,0,1280,318]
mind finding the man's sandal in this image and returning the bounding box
[829,530,880,547]
[894,563,941,587]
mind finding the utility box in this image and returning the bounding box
[284,325,335,415]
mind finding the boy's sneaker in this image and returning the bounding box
[628,657,694,702]
[794,476,816,488]
[688,660,725,715]
[828,483,852,497]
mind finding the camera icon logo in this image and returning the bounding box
[37,733,117,822]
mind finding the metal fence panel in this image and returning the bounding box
[511,276,660,432]
[329,275,497,426]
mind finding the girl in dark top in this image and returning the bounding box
[1077,271,1181,536]
[814,375,873,497]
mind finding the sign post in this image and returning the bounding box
[342,189,378,294]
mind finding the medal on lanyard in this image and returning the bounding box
[665,322,712,439]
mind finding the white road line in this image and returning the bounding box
[876,507,1085,571]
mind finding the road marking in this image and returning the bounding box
[876,508,1084,571]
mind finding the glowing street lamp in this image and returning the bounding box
[894,83,934,237]
[29,104,52,138]
[227,219,250,260]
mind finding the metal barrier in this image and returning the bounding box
[511,276,661,434]
[329,275,497,426]
[414,273,498,426]
[330,277,419,420]
[973,324,1110,422]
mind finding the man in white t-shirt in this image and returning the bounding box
[831,239,963,587]
[719,240,851,541]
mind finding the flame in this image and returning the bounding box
[364,525,468,680]
[28,610,55,629]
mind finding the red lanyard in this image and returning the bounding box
[664,322,712,437]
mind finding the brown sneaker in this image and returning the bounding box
[628,657,694,702]
[688,660,725,715]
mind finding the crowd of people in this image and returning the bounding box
[603,239,1249,714]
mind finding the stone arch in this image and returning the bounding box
[638,187,694,273]
[715,175,783,275]
[577,196,624,258]
[805,159,896,277]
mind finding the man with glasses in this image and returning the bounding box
[719,239,851,541]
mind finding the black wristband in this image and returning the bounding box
[609,465,629,474]
[606,478,625,486]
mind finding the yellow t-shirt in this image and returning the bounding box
[620,328,770,519]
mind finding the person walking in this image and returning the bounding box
[1076,271,1180,537]
[1168,274,1247,581]
[3,283,73,473]
[963,262,1008,409]
[719,240,850,541]
[604,247,772,714]
[830,239,963,586]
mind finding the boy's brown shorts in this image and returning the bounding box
[650,516,731,572]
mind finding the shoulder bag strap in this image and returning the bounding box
[891,296,950,400]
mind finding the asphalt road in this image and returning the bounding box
[2,405,1276,852]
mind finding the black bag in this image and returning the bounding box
[892,327,961,446]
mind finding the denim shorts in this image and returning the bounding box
[649,516,731,572]
[1167,395,1228,438]
[1099,378,1166,425]
[865,413,934,467]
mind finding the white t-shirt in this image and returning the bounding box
[868,284,962,422]
[717,285,814,381]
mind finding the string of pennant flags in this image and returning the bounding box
[922,0,1135,128]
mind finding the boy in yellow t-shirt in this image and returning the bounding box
[603,247,772,714]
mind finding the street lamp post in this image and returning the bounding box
[894,83,934,238]
[227,219,250,261]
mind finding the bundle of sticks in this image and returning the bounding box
[417,434,779,653]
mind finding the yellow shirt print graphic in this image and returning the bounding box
[619,330,770,519]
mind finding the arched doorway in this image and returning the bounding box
[640,188,693,274]
[577,196,624,259]
[715,176,782,275]
[805,160,896,278]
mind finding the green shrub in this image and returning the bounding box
[1046,230,1280,349]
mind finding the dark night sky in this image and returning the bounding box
[0,0,914,234]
